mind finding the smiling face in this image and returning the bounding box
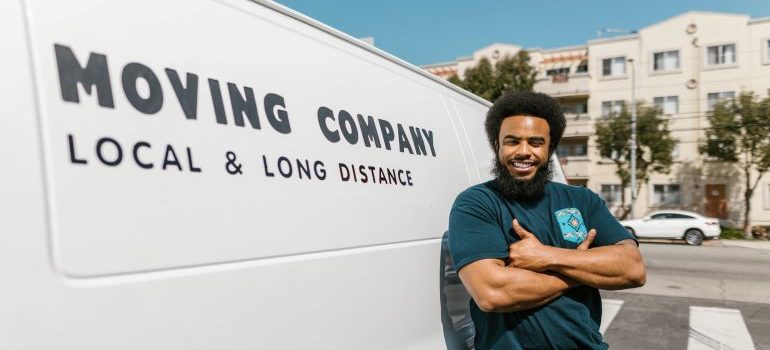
[497,115,551,181]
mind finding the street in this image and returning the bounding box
[601,241,770,350]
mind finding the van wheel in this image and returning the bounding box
[624,227,637,239]
[684,229,704,246]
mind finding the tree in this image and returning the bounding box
[595,103,676,219]
[495,51,537,96]
[460,58,498,101]
[448,51,536,101]
[699,92,770,236]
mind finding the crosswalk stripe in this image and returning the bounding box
[600,299,624,335]
[687,306,755,350]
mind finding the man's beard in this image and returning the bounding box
[492,158,553,202]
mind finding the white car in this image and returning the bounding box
[620,210,721,245]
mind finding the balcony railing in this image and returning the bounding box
[560,157,590,178]
[551,74,569,83]
[563,113,593,136]
[534,73,589,97]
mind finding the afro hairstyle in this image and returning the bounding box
[484,91,566,155]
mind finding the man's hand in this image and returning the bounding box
[577,228,597,251]
[508,219,596,271]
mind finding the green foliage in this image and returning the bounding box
[461,58,498,101]
[700,92,770,232]
[495,51,537,96]
[447,51,536,101]
[720,227,746,240]
[700,92,770,171]
[595,103,676,218]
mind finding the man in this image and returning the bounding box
[448,91,646,350]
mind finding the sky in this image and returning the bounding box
[274,0,769,66]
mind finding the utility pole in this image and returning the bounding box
[628,58,637,219]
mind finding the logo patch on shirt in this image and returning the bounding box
[554,208,588,244]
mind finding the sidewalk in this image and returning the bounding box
[641,239,770,250]
[718,239,770,250]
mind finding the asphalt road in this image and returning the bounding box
[600,241,770,350]
[628,241,770,304]
[600,291,770,350]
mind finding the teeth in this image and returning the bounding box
[512,162,535,168]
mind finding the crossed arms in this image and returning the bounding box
[458,219,646,313]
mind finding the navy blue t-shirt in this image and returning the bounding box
[448,181,634,350]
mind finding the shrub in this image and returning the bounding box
[720,228,745,240]
[751,225,770,240]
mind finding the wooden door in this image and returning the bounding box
[705,184,727,218]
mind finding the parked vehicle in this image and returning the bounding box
[620,210,721,245]
[1,0,567,349]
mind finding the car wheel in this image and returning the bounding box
[684,229,704,246]
[624,226,637,239]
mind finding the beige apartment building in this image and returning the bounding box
[422,12,770,227]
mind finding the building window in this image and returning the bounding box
[601,100,624,118]
[706,44,736,66]
[601,184,623,205]
[557,138,588,158]
[653,50,680,71]
[576,101,587,114]
[671,142,680,159]
[546,67,570,83]
[707,91,735,111]
[576,60,588,73]
[653,96,679,115]
[546,67,570,76]
[602,57,626,76]
[561,101,588,115]
[653,184,681,205]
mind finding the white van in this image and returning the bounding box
[0,1,565,348]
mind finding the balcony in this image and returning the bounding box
[561,157,591,179]
[534,73,590,98]
[563,113,594,136]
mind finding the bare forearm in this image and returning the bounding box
[546,244,646,290]
[481,268,575,312]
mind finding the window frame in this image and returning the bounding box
[650,49,681,74]
[601,100,625,118]
[707,91,735,111]
[763,38,770,65]
[600,184,623,206]
[546,67,571,76]
[653,95,679,115]
[600,56,627,79]
[575,60,589,74]
[651,184,682,206]
[703,42,738,69]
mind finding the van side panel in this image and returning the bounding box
[2,0,493,349]
[25,0,474,276]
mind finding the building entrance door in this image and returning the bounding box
[705,184,727,219]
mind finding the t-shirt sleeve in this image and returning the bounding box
[448,188,509,272]
[586,189,636,247]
